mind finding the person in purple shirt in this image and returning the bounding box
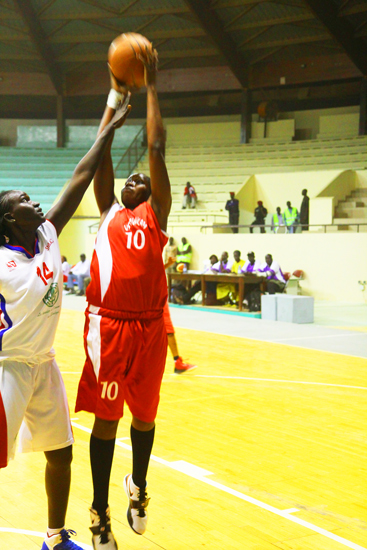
[240,251,261,274]
[211,251,232,273]
[259,254,286,294]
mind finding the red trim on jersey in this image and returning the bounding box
[0,392,8,468]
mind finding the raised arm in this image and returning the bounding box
[94,73,131,216]
[46,99,130,235]
[144,49,172,231]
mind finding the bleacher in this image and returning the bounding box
[0,124,144,212]
[135,133,367,232]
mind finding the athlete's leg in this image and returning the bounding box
[131,416,155,490]
[167,332,179,360]
[90,417,119,515]
[44,445,73,528]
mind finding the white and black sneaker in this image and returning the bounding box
[89,507,117,549]
[123,474,150,535]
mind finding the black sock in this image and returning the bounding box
[90,434,115,515]
[174,355,179,361]
[130,425,155,491]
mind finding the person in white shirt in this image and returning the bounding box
[240,251,261,274]
[0,99,130,550]
[259,254,286,294]
[66,253,91,296]
[61,255,71,279]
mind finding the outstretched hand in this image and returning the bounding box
[111,93,132,128]
[138,45,158,86]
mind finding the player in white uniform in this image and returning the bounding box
[0,99,130,550]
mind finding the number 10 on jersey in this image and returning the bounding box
[125,230,145,250]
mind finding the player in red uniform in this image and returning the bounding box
[75,48,171,550]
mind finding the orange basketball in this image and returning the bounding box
[176,263,185,273]
[108,32,152,89]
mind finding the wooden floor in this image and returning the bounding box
[1,308,366,550]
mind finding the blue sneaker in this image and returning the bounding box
[41,529,84,550]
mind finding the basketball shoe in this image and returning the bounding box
[174,357,197,374]
[41,529,83,550]
[89,507,118,549]
[124,474,150,535]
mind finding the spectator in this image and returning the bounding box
[61,255,71,279]
[164,237,177,273]
[179,254,218,304]
[225,192,239,233]
[241,251,261,274]
[259,254,286,294]
[212,251,234,304]
[231,250,245,273]
[66,253,90,296]
[300,188,310,231]
[271,207,285,233]
[250,200,267,233]
[182,181,197,209]
[284,201,298,233]
[176,237,192,270]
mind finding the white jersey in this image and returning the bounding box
[0,220,63,365]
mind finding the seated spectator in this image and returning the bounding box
[212,251,235,304]
[66,253,90,296]
[176,237,192,271]
[284,201,298,233]
[61,255,71,282]
[231,250,245,274]
[271,207,285,233]
[241,251,261,274]
[250,201,267,233]
[182,181,197,209]
[179,254,218,304]
[259,254,286,294]
[164,236,177,273]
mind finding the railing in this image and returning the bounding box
[114,123,147,178]
[199,223,367,234]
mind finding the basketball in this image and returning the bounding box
[176,263,185,273]
[108,32,152,90]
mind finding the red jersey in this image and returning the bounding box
[86,202,168,318]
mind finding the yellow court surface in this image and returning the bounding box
[0,308,366,550]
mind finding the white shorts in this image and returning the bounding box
[0,358,74,468]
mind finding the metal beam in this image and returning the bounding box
[13,0,62,93]
[184,0,250,87]
[304,0,367,75]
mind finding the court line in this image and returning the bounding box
[174,323,367,360]
[0,528,92,549]
[71,421,367,550]
[192,375,367,390]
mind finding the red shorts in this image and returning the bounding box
[75,313,167,423]
[163,301,174,335]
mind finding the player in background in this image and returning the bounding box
[0,102,130,550]
[164,256,197,373]
[75,47,171,549]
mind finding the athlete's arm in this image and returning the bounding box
[144,49,172,232]
[47,98,130,236]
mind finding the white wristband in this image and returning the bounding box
[107,88,123,109]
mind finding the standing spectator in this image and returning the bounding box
[66,253,90,296]
[225,192,239,233]
[259,254,286,294]
[284,201,298,233]
[176,237,192,270]
[164,237,177,273]
[231,250,245,273]
[250,201,267,233]
[300,189,310,231]
[271,207,285,233]
[182,182,197,209]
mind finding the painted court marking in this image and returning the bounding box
[0,528,92,549]
[71,421,367,550]
[192,375,367,390]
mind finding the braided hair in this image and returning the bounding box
[0,190,13,247]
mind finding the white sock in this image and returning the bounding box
[45,527,64,548]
